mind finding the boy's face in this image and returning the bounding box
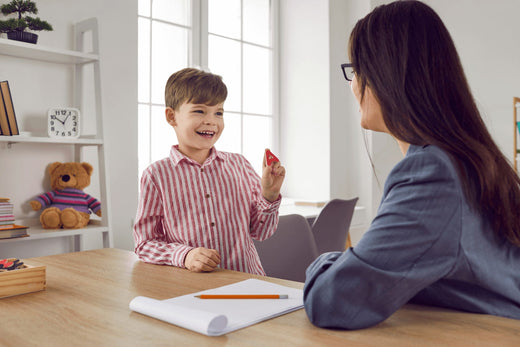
[166,101,224,162]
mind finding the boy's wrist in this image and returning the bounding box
[262,192,280,203]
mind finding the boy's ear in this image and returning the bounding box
[165,107,176,126]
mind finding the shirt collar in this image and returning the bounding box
[406,144,430,156]
[169,145,228,167]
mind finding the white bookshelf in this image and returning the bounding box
[514,97,520,172]
[0,135,103,146]
[0,18,112,253]
[0,37,98,64]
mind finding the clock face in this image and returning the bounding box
[48,108,80,138]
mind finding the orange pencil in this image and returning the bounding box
[194,294,289,299]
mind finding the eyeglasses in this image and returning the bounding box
[341,63,355,82]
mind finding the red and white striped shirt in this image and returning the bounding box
[133,145,281,275]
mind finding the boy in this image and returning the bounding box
[133,68,285,275]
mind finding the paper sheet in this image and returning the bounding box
[129,278,304,336]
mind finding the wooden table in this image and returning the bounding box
[1,248,518,346]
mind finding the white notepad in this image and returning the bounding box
[129,278,304,336]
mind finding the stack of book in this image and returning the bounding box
[0,198,15,228]
[0,198,28,239]
[0,80,19,136]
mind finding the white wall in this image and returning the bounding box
[329,0,370,203]
[279,0,372,243]
[0,0,138,256]
[426,0,520,161]
[93,0,138,251]
[279,0,370,199]
[279,0,330,201]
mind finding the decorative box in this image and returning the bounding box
[0,260,46,298]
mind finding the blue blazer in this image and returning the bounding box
[304,145,520,329]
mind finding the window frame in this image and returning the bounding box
[138,0,279,175]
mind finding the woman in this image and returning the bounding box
[304,0,520,330]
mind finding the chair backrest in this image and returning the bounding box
[311,197,358,253]
[253,214,319,282]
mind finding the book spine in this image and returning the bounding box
[0,85,10,136]
[0,81,18,136]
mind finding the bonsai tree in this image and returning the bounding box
[0,0,53,34]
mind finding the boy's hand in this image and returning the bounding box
[261,149,285,202]
[185,247,221,272]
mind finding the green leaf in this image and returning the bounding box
[0,1,52,33]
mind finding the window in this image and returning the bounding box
[138,0,278,176]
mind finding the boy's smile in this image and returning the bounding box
[196,130,216,138]
[166,102,224,164]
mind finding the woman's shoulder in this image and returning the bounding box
[407,144,450,158]
[387,144,461,190]
[401,144,458,175]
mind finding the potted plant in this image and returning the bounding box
[0,0,52,44]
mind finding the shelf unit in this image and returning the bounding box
[0,136,103,146]
[0,18,112,252]
[514,97,520,172]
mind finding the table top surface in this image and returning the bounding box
[1,248,519,346]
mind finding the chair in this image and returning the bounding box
[254,214,319,282]
[311,197,358,253]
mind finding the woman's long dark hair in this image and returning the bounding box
[349,0,520,246]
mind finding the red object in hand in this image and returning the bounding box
[265,149,280,166]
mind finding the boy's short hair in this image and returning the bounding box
[165,68,228,110]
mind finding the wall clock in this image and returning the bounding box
[48,107,80,138]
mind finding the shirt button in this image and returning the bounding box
[210,222,215,227]
[201,168,204,172]
[205,194,210,198]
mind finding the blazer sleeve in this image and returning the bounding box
[304,147,462,330]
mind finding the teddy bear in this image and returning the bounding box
[30,162,102,229]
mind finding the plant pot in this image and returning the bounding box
[7,31,38,44]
